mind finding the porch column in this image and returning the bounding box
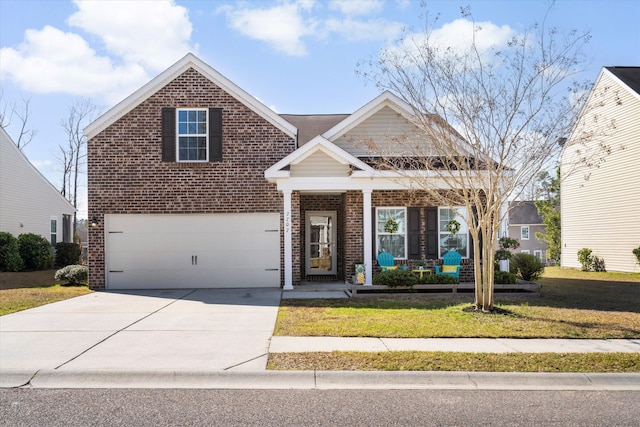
[283,190,293,290]
[362,189,373,285]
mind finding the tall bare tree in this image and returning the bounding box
[358,6,606,311]
[59,98,100,233]
[0,91,37,150]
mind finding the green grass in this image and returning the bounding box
[275,267,640,339]
[268,351,640,373]
[0,270,92,315]
[271,268,640,371]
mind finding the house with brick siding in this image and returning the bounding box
[86,53,477,290]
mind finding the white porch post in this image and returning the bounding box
[362,189,373,285]
[283,190,293,290]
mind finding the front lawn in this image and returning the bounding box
[0,270,92,315]
[274,267,640,339]
[268,351,640,373]
[271,268,640,371]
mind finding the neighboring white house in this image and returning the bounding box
[0,127,75,246]
[561,66,640,272]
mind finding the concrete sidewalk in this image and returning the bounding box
[269,337,640,353]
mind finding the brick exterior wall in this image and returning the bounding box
[370,190,475,282]
[87,68,296,289]
[344,191,364,279]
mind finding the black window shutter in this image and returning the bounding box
[407,207,420,259]
[161,107,176,162]
[209,108,223,162]
[425,207,438,258]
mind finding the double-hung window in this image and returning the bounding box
[438,207,469,258]
[376,207,406,259]
[177,109,208,162]
[521,226,530,240]
[50,217,57,247]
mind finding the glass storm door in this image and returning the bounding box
[306,211,336,275]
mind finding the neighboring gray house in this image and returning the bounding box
[0,127,75,245]
[508,201,549,263]
[561,66,640,272]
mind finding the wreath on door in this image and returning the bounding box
[384,219,398,234]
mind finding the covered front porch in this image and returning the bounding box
[266,136,478,290]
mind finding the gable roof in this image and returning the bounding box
[321,91,416,142]
[605,66,640,95]
[509,201,543,225]
[0,127,75,211]
[85,53,297,140]
[264,135,374,181]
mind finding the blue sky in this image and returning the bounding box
[1,0,638,217]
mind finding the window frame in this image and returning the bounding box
[376,207,407,260]
[50,216,57,247]
[176,108,209,163]
[438,206,469,259]
[521,249,531,254]
[521,225,530,240]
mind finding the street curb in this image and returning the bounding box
[2,369,639,390]
[0,370,37,389]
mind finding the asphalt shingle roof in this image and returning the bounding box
[605,66,640,95]
[509,201,543,225]
[280,114,350,146]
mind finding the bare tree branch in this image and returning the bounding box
[356,5,608,310]
[59,98,101,234]
[0,91,37,151]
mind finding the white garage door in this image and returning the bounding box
[105,214,280,289]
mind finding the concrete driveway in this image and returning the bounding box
[0,288,282,375]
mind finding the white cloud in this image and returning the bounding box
[220,1,318,56]
[0,25,148,103]
[325,18,404,42]
[328,0,384,16]
[67,0,195,72]
[0,0,196,104]
[387,18,517,68]
[430,19,515,54]
[219,0,403,56]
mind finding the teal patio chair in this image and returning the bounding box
[377,251,408,272]
[377,251,397,271]
[435,250,462,279]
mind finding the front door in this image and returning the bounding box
[306,211,337,275]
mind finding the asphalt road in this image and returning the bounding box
[2,389,639,426]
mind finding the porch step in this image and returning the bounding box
[282,282,351,299]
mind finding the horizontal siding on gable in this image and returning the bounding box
[290,150,350,177]
[0,131,75,241]
[561,71,640,272]
[333,106,432,157]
